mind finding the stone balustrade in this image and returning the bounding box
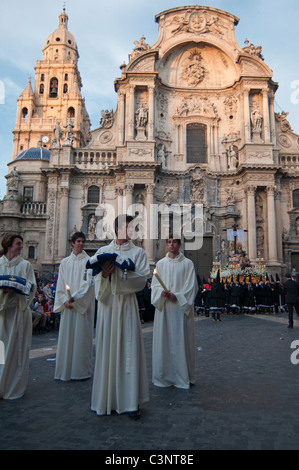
[279,155,299,170]
[21,202,47,216]
[73,150,117,168]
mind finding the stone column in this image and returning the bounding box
[267,186,278,263]
[275,189,283,262]
[247,185,257,260]
[124,183,134,214]
[118,92,125,145]
[243,88,251,142]
[128,85,135,140]
[58,186,69,260]
[145,183,155,264]
[148,86,155,141]
[262,89,271,143]
[269,91,276,145]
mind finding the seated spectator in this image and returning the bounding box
[43,280,54,300]
[32,293,47,333]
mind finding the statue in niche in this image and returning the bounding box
[157,145,166,169]
[251,106,263,131]
[52,122,63,148]
[296,218,299,237]
[135,104,148,128]
[227,145,238,169]
[88,214,97,241]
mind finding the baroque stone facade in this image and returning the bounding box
[1,6,299,279]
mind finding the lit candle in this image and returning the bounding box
[66,284,72,300]
[153,269,169,292]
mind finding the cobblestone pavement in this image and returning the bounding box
[1,312,299,451]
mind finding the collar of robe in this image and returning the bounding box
[112,239,134,252]
[166,251,184,263]
[1,255,23,268]
[71,250,87,260]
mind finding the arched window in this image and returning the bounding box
[68,107,75,118]
[39,84,44,95]
[63,83,68,94]
[293,189,299,208]
[22,107,28,118]
[87,186,100,204]
[186,123,207,163]
[49,77,58,98]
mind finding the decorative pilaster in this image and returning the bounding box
[243,88,251,142]
[274,189,283,262]
[148,86,155,141]
[128,85,135,140]
[145,183,155,264]
[267,186,278,263]
[247,185,257,260]
[118,92,125,145]
[262,89,271,143]
[58,186,69,260]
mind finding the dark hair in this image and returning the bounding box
[167,234,181,245]
[285,272,292,278]
[1,234,23,255]
[70,231,86,244]
[114,214,134,232]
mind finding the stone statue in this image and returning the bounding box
[100,109,114,129]
[251,106,263,131]
[88,214,97,241]
[52,122,63,148]
[8,166,19,192]
[64,118,75,145]
[135,104,148,128]
[157,145,166,169]
[228,145,238,169]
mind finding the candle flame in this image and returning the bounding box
[66,284,70,290]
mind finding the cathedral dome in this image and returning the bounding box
[15,147,50,161]
[43,10,79,61]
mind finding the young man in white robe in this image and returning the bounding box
[90,215,150,419]
[53,232,95,381]
[0,234,36,400]
[151,236,198,389]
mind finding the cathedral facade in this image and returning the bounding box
[1,6,299,280]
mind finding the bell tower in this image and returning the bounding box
[12,9,90,159]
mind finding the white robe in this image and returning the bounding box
[0,255,36,399]
[53,250,95,381]
[151,252,198,389]
[91,240,150,416]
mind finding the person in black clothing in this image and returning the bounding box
[143,279,155,322]
[283,272,299,328]
[209,271,225,321]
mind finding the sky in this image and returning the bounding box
[0,0,299,199]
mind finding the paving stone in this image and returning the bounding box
[1,313,299,450]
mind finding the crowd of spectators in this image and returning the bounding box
[31,276,59,333]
